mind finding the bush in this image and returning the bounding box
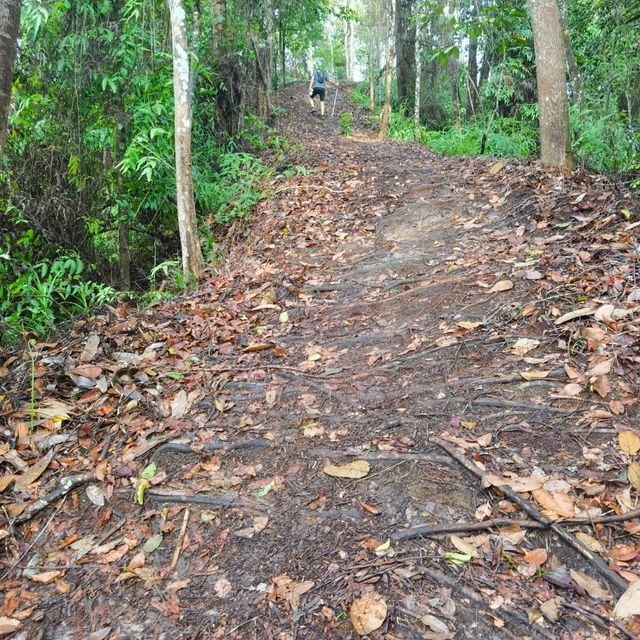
[340,112,353,136]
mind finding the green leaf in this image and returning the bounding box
[252,481,274,498]
[141,462,157,480]
[143,533,163,553]
[136,479,149,505]
[444,551,472,566]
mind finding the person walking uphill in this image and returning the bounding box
[308,69,337,117]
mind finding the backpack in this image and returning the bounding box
[314,70,327,86]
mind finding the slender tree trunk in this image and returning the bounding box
[527,0,573,168]
[369,42,376,116]
[212,0,225,41]
[413,11,422,139]
[167,0,205,279]
[0,0,21,156]
[115,109,131,290]
[378,9,394,141]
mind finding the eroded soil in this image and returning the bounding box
[1,83,640,640]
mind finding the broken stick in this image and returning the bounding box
[431,437,629,594]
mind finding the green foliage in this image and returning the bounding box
[0,212,115,342]
[339,112,353,136]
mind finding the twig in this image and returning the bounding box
[170,507,190,571]
[563,602,636,640]
[13,472,97,526]
[1,496,68,580]
[154,438,272,458]
[420,565,556,640]
[431,437,629,594]
[392,517,545,541]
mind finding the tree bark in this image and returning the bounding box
[0,0,21,156]
[557,0,582,107]
[413,11,422,139]
[167,0,205,280]
[527,0,573,169]
[395,0,415,115]
[378,10,394,141]
[212,0,225,42]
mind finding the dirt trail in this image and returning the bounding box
[2,83,640,640]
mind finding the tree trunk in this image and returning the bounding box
[212,0,225,42]
[467,37,478,116]
[413,11,422,139]
[557,0,582,107]
[395,0,415,116]
[0,0,21,156]
[527,0,573,168]
[167,0,205,280]
[378,8,394,141]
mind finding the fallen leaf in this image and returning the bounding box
[0,617,21,636]
[523,548,548,566]
[14,449,55,491]
[420,614,451,635]
[85,484,105,506]
[488,279,514,294]
[614,580,640,618]
[587,359,613,377]
[451,535,479,558]
[511,338,540,356]
[619,431,640,455]
[171,390,188,418]
[519,370,550,381]
[243,342,274,353]
[569,569,611,601]
[31,570,64,584]
[457,320,483,330]
[628,463,640,491]
[350,592,387,635]
[323,460,370,479]
[574,532,606,555]
[214,577,232,598]
[143,533,163,554]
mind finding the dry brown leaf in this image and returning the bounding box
[243,342,275,353]
[0,617,21,636]
[574,532,606,555]
[488,279,514,294]
[628,462,640,491]
[450,535,479,558]
[14,449,55,491]
[511,338,540,356]
[531,488,575,518]
[31,570,64,584]
[484,473,546,493]
[614,580,640,618]
[569,569,611,601]
[554,307,596,325]
[562,383,583,397]
[587,359,613,377]
[350,592,388,635]
[619,431,640,455]
[457,321,483,330]
[323,460,370,479]
[519,370,550,381]
[523,548,548,566]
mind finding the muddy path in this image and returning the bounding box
[1,83,639,640]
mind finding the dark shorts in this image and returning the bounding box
[311,87,326,102]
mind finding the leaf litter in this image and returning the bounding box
[0,83,639,638]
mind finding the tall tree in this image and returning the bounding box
[167,0,205,279]
[413,9,422,139]
[378,0,395,140]
[395,0,415,115]
[0,0,21,156]
[527,0,573,168]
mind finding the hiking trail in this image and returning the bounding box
[1,83,640,640]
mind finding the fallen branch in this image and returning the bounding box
[13,472,97,526]
[563,602,636,640]
[392,517,545,541]
[431,437,629,595]
[154,438,272,457]
[146,489,268,511]
[420,565,556,640]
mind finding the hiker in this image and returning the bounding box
[308,69,337,117]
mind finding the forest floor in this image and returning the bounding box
[1,83,640,640]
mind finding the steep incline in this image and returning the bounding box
[1,83,639,640]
